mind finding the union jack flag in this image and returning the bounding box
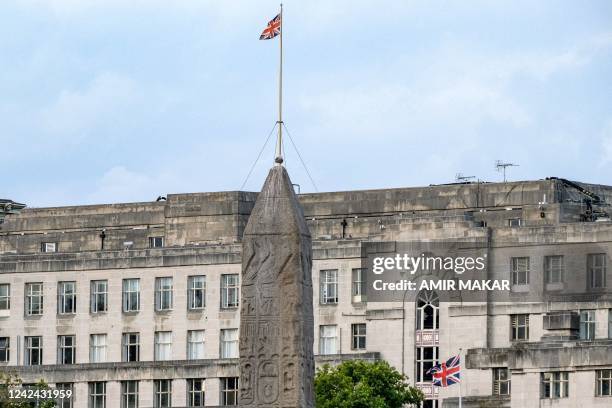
[260,13,281,40]
[427,355,461,387]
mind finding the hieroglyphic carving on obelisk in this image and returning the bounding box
[239,165,314,408]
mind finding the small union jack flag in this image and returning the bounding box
[427,355,461,387]
[260,13,281,40]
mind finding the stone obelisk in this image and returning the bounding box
[239,162,314,407]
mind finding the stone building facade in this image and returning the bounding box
[1,178,612,407]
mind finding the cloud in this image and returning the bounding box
[299,31,612,143]
[298,63,531,144]
[3,2,612,204]
[40,72,138,137]
[491,32,612,81]
[299,81,530,144]
[14,0,265,24]
[87,165,168,204]
[422,80,531,127]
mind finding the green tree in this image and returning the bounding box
[314,360,424,408]
[0,372,56,408]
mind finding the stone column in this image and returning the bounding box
[239,165,314,408]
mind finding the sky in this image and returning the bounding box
[1,0,612,207]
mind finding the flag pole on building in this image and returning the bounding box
[274,3,284,165]
[459,348,463,408]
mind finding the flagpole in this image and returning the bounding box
[459,348,463,408]
[274,3,284,165]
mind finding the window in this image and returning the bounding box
[90,334,107,363]
[579,310,596,340]
[187,330,205,360]
[416,291,440,330]
[609,309,612,339]
[511,314,529,341]
[153,380,172,408]
[89,382,106,408]
[25,282,43,315]
[121,381,139,408]
[41,242,57,253]
[588,253,607,289]
[220,377,238,406]
[351,323,366,350]
[319,325,337,355]
[511,257,529,285]
[58,282,76,314]
[508,218,522,227]
[90,280,108,313]
[541,372,568,398]
[416,347,439,382]
[58,335,75,364]
[320,270,338,304]
[122,279,140,312]
[56,383,74,408]
[220,329,238,358]
[187,379,205,407]
[0,283,9,310]
[154,331,172,361]
[493,368,511,395]
[149,236,164,248]
[188,276,206,310]
[0,337,9,362]
[220,274,239,308]
[544,256,564,284]
[122,333,140,362]
[155,277,173,311]
[24,336,42,365]
[352,268,365,300]
[596,369,612,397]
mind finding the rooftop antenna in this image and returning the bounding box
[455,172,476,183]
[495,160,519,182]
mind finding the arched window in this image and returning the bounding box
[415,290,440,406]
[416,290,439,330]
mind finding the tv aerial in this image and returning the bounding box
[455,173,476,183]
[495,160,519,182]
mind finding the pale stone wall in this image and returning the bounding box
[1,264,242,406]
[2,180,612,407]
[509,370,612,408]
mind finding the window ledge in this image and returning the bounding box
[588,287,608,293]
[511,284,530,293]
[544,282,564,291]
